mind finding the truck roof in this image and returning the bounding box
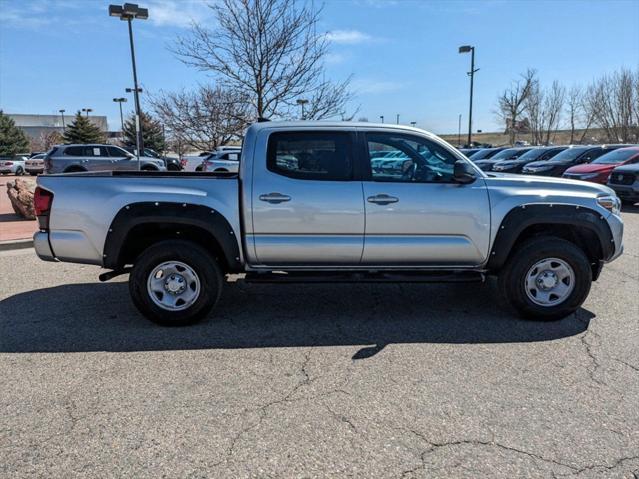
[247,120,435,136]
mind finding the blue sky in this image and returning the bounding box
[1,0,637,134]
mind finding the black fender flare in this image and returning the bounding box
[103,202,242,271]
[486,204,615,271]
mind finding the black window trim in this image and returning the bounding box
[359,130,460,184]
[266,130,357,182]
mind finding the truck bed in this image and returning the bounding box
[37,172,242,266]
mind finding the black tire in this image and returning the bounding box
[141,166,158,171]
[497,236,592,321]
[129,240,223,326]
[15,166,24,176]
[195,165,204,172]
[167,164,180,171]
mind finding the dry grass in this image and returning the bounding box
[438,128,614,147]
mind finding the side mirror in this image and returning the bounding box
[453,160,476,184]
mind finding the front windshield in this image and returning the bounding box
[548,147,590,162]
[490,148,524,161]
[515,148,546,161]
[591,148,638,164]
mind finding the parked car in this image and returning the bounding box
[474,147,533,171]
[25,153,46,175]
[44,144,167,174]
[123,147,182,171]
[468,147,508,162]
[522,145,632,177]
[562,146,639,184]
[492,146,568,174]
[459,148,481,157]
[33,121,623,326]
[608,163,639,205]
[201,149,241,173]
[0,154,27,175]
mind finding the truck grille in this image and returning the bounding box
[609,172,636,185]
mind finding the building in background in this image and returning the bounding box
[6,113,108,139]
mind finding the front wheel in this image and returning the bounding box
[498,236,592,321]
[15,166,24,176]
[129,240,223,326]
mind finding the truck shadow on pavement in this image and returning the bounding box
[0,279,594,357]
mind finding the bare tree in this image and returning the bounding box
[173,0,353,121]
[584,68,638,143]
[526,79,565,145]
[566,86,581,144]
[496,68,537,144]
[150,85,250,151]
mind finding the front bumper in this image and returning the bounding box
[608,183,639,202]
[33,231,56,262]
[606,213,624,263]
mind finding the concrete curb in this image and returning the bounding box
[0,238,34,252]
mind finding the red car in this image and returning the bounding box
[563,146,639,183]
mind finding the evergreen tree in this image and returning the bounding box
[0,110,30,156]
[63,111,104,144]
[123,111,166,153]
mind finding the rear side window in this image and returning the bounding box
[64,146,108,157]
[267,131,353,181]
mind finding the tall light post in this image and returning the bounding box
[109,3,148,170]
[410,121,416,127]
[379,115,384,124]
[458,113,462,146]
[58,109,66,131]
[396,114,400,125]
[296,98,309,120]
[113,97,127,133]
[459,45,479,147]
[82,108,93,117]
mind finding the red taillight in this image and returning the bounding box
[180,158,187,167]
[4,161,13,166]
[34,187,54,230]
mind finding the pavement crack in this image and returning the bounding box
[324,404,356,432]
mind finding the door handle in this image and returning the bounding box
[367,194,399,205]
[259,192,291,204]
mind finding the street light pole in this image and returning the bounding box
[59,109,66,131]
[380,115,384,124]
[458,114,462,146]
[296,98,309,120]
[110,3,148,170]
[113,97,127,133]
[396,114,400,125]
[459,45,479,147]
[82,108,93,117]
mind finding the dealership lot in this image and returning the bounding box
[0,208,637,477]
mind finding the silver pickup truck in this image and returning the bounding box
[33,122,624,326]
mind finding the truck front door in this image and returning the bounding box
[360,131,491,266]
[249,130,364,266]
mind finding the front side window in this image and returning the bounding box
[107,146,128,157]
[366,133,458,183]
[267,131,352,180]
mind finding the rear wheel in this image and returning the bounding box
[15,166,24,176]
[498,236,592,321]
[129,240,223,326]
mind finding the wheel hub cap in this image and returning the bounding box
[147,261,201,311]
[525,258,575,307]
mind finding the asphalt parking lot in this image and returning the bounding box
[1,207,638,478]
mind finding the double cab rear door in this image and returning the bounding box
[248,127,491,268]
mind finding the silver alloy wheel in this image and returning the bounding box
[147,261,201,311]
[525,257,575,307]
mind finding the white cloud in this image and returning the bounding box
[352,79,405,94]
[326,29,373,44]
[146,0,212,28]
